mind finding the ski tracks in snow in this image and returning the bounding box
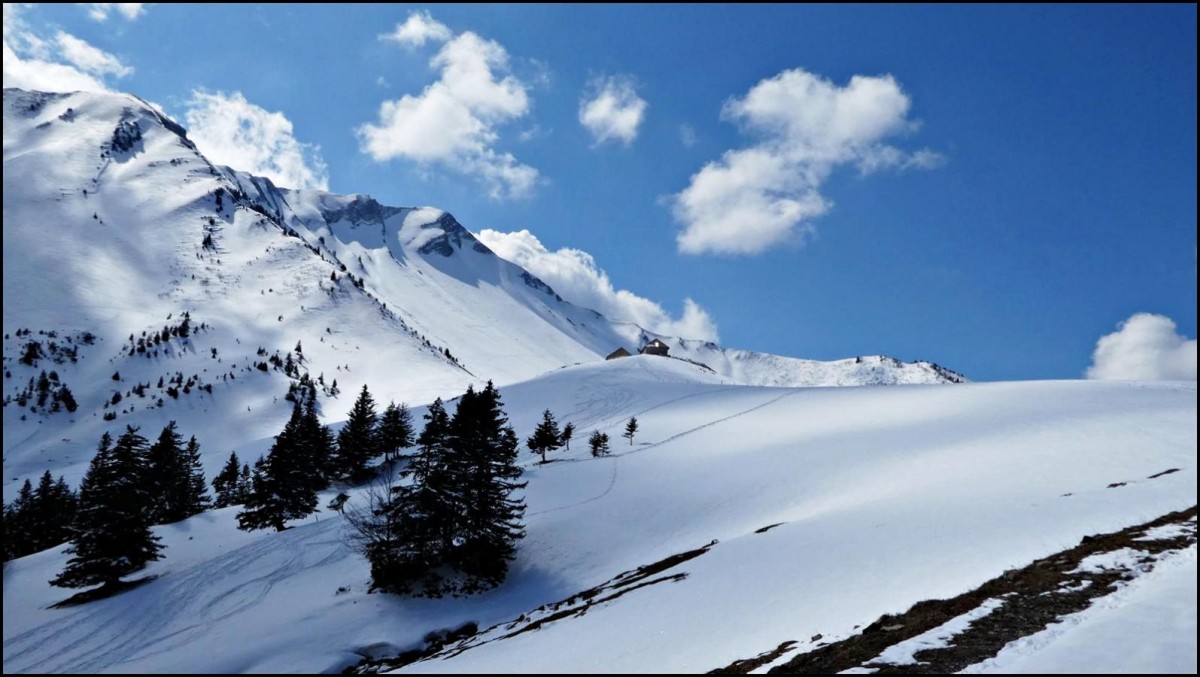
[530,388,802,518]
[3,520,347,674]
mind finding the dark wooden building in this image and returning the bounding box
[606,347,632,360]
[639,339,670,357]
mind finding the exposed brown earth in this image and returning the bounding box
[711,506,1196,674]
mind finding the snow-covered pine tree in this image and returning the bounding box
[623,416,638,446]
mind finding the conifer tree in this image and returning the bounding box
[237,404,320,532]
[526,409,563,464]
[393,397,457,595]
[32,470,77,551]
[300,399,336,488]
[378,401,415,462]
[560,422,575,451]
[51,428,163,591]
[451,381,526,593]
[589,431,611,457]
[174,435,211,520]
[146,422,183,523]
[623,417,639,446]
[237,463,253,503]
[212,451,243,508]
[333,385,380,480]
[7,479,36,558]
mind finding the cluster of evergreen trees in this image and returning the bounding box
[235,385,414,532]
[347,382,526,597]
[4,471,77,561]
[48,422,210,591]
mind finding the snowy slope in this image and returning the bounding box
[3,356,1194,673]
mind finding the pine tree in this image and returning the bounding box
[146,422,184,523]
[623,417,638,446]
[237,404,321,531]
[176,436,211,519]
[300,400,336,488]
[450,381,526,593]
[237,463,253,504]
[7,479,36,558]
[560,422,575,451]
[589,431,611,457]
[333,385,380,480]
[526,409,563,464]
[212,452,243,508]
[51,428,163,591]
[59,385,78,413]
[378,402,415,462]
[381,397,458,595]
[31,471,77,552]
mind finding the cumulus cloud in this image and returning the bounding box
[379,10,451,48]
[672,68,943,255]
[3,4,131,93]
[477,229,719,342]
[360,14,537,199]
[82,3,146,21]
[1085,313,1197,381]
[184,91,330,191]
[579,75,647,146]
[54,31,132,77]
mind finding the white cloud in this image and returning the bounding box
[3,4,130,93]
[54,31,132,77]
[1085,313,1197,381]
[379,10,451,48]
[361,20,538,199]
[579,75,647,146]
[184,90,330,191]
[680,123,697,148]
[477,228,719,341]
[672,68,943,255]
[82,3,145,21]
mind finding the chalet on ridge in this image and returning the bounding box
[606,347,632,360]
[639,339,670,357]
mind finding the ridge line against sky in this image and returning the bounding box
[2,4,1195,381]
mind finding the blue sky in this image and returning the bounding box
[4,4,1196,381]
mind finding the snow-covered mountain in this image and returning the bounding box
[2,88,1195,675]
[2,87,961,491]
